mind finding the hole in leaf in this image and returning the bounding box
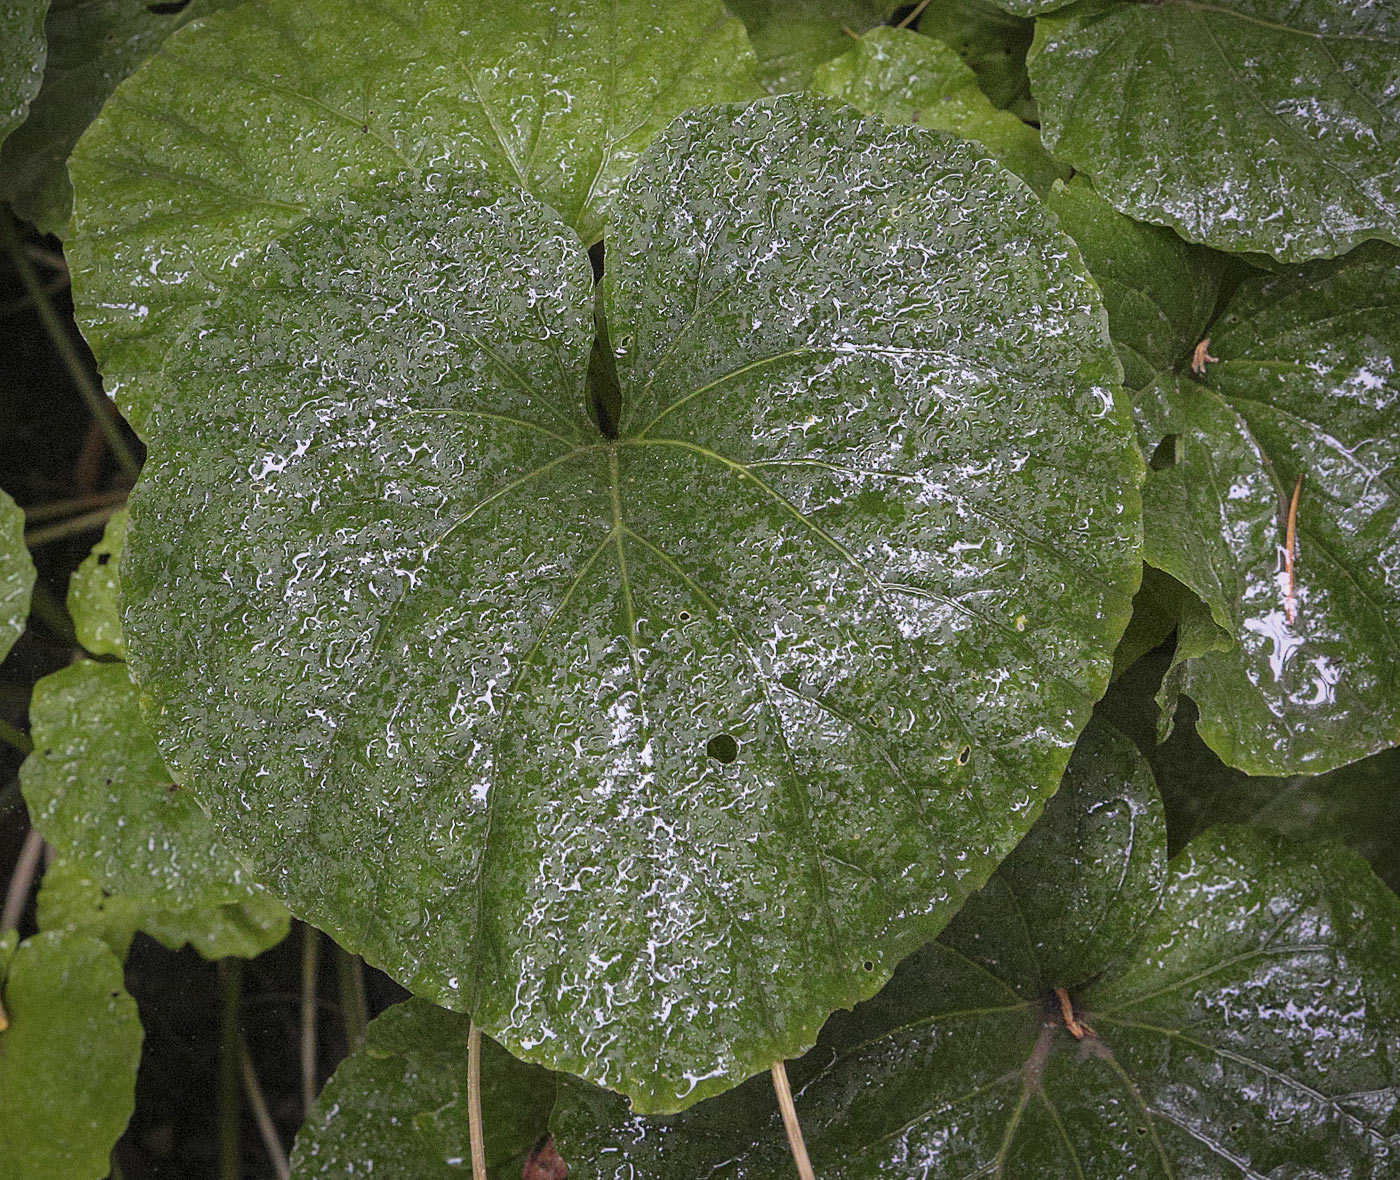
[585,292,621,440]
[1148,433,1178,470]
[97,552,111,565]
[705,733,739,764]
[956,745,971,766]
[677,610,691,623]
[1135,1126,1148,1137]
[862,960,874,972]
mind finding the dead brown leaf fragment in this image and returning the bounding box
[1284,474,1303,624]
[1191,336,1219,375]
[1055,987,1094,1040]
[523,1136,568,1180]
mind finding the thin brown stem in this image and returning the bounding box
[335,945,368,1052]
[240,1036,291,1180]
[897,0,931,29]
[300,923,321,1117]
[23,489,129,524]
[1,827,45,933]
[0,214,140,480]
[468,1020,487,1180]
[217,959,243,1180]
[0,717,32,756]
[1284,474,1303,624]
[772,1060,817,1180]
[24,505,120,547]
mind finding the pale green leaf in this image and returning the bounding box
[0,488,35,665]
[67,507,126,657]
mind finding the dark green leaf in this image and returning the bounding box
[727,0,895,93]
[122,97,1141,1110]
[1030,0,1400,262]
[288,999,555,1180]
[1045,176,1223,392]
[67,507,125,657]
[810,26,1066,194]
[20,660,287,916]
[913,0,1035,117]
[555,758,1400,1177]
[37,855,290,959]
[67,0,759,432]
[0,930,142,1180]
[0,488,35,664]
[1139,243,1400,774]
[0,0,47,145]
[0,0,241,233]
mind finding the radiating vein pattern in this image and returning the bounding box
[121,99,1141,1111]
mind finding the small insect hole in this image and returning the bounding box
[705,733,739,764]
[956,745,972,766]
[1135,1126,1148,1137]
[677,610,691,623]
[96,552,111,565]
[862,960,874,972]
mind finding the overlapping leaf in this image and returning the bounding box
[1139,243,1400,774]
[727,0,895,93]
[288,999,556,1180]
[554,722,1400,1177]
[0,0,240,232]
[122,97,1140,1109]
[811,26,1065,194]
[914,0,1035,117]
[67,507,125,657]
[1030,0,1400,262]
[0,0,47,144]
[20,660,289,958]
[0,930,143,1180]
[66,0,759,433]
[0,488,35,663]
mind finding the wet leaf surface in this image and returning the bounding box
[810,25,1066,194]
[0,930,143,1180]
[0,0,240,232]
[727,0,894,94]
[1138,243,1400,774]
[0,488,35,664]
[554,731,1400,1178]
[67,507,126,657]
[1030,0,1400,262]
[0,0,47,144]
[1044,176,1223,393]
[288,999,556,1180]
[20,660,285,915]
[121,97,1141,1110]
[67,0,759,432]
[914,0,1035,118]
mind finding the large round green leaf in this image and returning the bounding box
[1139,242,1400,774]
[289,1000,556,1180]
[0,930,143,1180]
[1029,0,1400,262]
[0,0,47,145]
[0,0,241,233]
[0,488,35,664]
[66,0,759,433]
[554,736,1400,1177]
[810,26,1066,195]
[122,97,1141,1110]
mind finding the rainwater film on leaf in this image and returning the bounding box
[115,94,1142,1110]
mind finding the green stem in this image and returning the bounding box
[335,946,368,1052]
[0,214,141,480]
[0,717,32,756]
[217,958,244,1180]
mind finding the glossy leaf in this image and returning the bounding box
[1139,243,1400,774]
[554,749,1400,1178]
[810,26,1066,194]
[122,97,1141,1110]
[1030,0,1400,262]
[67,507,125,657]
[0,0,240,233]
[1044,176,1223,392]
[289,999,556,1180]
[914,0,1034,117]
[0,487,35,664]
[0,0,47,144]
[727,0,894,94]
[20,660,284,913]
[66,0,759,432]
[0,930,142,1180]
[36,855,289,959]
